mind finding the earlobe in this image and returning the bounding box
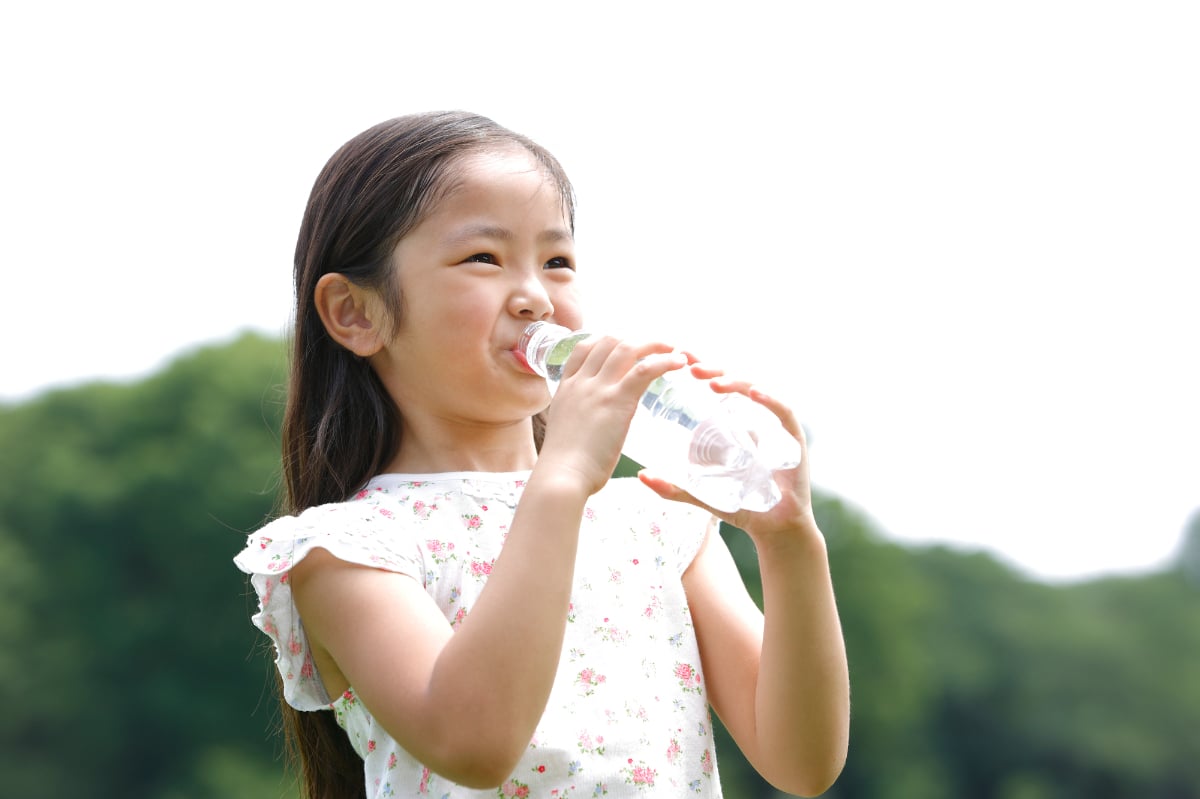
[313,273,386,357]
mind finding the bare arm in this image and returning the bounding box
[645,380,850,797]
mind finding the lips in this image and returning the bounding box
[512,346,535,373]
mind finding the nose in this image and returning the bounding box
[509,272,554,320]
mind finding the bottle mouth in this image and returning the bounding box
[517,321,581,380]
[515,322,548,376]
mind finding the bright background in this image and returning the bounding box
[2,1,1196,582]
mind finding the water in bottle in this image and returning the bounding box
[517,321,801,512]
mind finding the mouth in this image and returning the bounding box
[511,347,535,374]
[510,345,538,375]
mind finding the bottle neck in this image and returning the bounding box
[518,322,591,381]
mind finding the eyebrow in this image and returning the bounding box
[443,224,573,248]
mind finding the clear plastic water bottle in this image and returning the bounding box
[517,321,802,512]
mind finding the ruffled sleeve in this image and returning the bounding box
[233,499,425,711]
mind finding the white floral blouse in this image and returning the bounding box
[234,472,725,798]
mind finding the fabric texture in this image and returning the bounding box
[234,473,724,798]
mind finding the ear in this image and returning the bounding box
[313,273,387,357]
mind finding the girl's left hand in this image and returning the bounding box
[636,361,818,543]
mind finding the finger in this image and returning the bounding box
[687,362,725,380]
[636,470,723,516]
[748,386,805,440]
[560,336,610,379]
[622,350,689,390]
[707,377,754,395]
[705,377,806,442]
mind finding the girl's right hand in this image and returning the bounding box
[534,335,687,496]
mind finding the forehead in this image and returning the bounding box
[429,147,570,222]
[446,146,553,192]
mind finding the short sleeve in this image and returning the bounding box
[233,499,425,710]
[665,496,719,576]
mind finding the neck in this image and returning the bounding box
[383,416,538,475]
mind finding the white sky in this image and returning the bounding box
[2,1,1197,582]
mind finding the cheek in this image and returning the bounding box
[551,287,584,330]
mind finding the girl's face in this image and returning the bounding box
[370,147,582,450]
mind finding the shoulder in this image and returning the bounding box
[234,490,424,579]
[230,489,430,711]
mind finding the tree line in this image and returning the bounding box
[1,332,1196,798]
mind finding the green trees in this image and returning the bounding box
[0,334,292,798]
[1,332,1196,798]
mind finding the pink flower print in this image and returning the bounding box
[426,538,456,564]
[413,500,438,520]
[608,568,622,584]
[258,536,272,549]
[576,667,606,696]
[577,730,606,755]
[665,738,681,764]
[462,513,483,530]
[584,506,596,520]
[623,760,657,788]
[355,489,369,500]
[594,624,625,643]
[649,522,662,539]
[367,739,377,753]
[674,662,703,695]
[500,778,530,798]
[279,572,289,584]
[419,766,430,793]
[452,606,468,628]
[470,558,494,578]
[377,507,394,519]
[300,657,314,680]
[643,596,662,619]
[633,765,656,786]
[288,635,303,656]
[388,752,398,770]
[700,748,714,775]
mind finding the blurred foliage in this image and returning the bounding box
[1,333,1197,798]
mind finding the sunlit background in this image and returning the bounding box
[2,3,1196,579]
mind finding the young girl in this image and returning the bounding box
[235,111,849,799]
